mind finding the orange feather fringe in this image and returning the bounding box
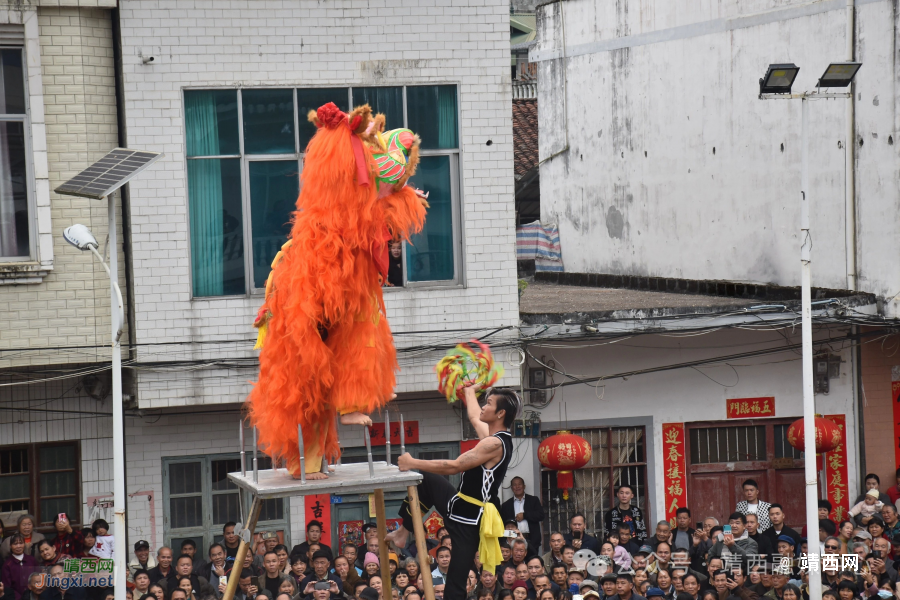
[247,105,426,475]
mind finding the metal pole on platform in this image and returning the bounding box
[385,410,391,465]
[297,424,306,484]
[239,420,246,477]
[364,426,375,478]
[252,427,259,483]
[400,414,406,456]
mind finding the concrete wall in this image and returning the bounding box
[0,4,125,368]
[860,326,897,491]
[533,0,900,307]
[115,0,521,409]
[522,327,860,526]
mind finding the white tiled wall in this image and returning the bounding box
[115,0,521,409]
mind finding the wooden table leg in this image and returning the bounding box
[374,489,393,598]
[407,485,434,600]
[222,497,262,600]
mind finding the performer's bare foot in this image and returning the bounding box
[385,524,410,549]
[292,472,327,480]
[340,412,373,426]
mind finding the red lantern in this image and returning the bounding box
[786,415,842,470]
[538,431,592,500]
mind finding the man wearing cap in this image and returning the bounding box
[390,386,520,600]
[612,573,647,600]
[853,529,874,551]
[583,591,602,600]
[599,573,618,600]
[299,549,342,600]
[292,521,333,562]
[633,546,653,572]
[645,588,665,600]
[128,540,157,581]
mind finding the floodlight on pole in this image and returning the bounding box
[759,63,800,94]
[56,148,163,600]
[817,62,862,87]
[757,61,861,600]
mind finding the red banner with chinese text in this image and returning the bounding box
[662,423,688,525]
[726,397,776,419]
[368,421,419,446]
[823,414,849,523]
[304,494,331,547]
[893,380,900,469]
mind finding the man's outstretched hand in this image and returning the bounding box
[398,452,415,472]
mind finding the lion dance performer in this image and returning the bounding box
[248,102,428,479]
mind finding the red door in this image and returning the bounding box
[686,420,805,529]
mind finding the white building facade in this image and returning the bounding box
[115,0,519,554]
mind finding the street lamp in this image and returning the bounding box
[63,224,125,342]
[758,62,861,600]
[56,148,163,600]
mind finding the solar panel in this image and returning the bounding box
[54,148,163,199]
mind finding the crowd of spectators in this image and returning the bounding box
[6,471,900,600]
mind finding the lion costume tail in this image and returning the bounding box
[247,103,426,475]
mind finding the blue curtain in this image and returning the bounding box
[185,92,224,297]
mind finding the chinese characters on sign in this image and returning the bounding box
[304,493,331,546]
[609,552,859,575]
[368,421,419,446]
[824,414,850,522]
[661,423,687,525]
[725,397,775,419]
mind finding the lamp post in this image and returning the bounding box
[758,61,861,600]
[57,148,163,600]
[63,208,126,600]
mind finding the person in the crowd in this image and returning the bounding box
[854,474,892,507]
[37,540,67,569]
[672,509,696,553]
[648,522,672,552]
[605,486,647,545]
[222,524,241,560]
[147,584,166,600]
[23,572,60,600]
[298,550,342,600]
[500,477,545,555]
[0,516,44,560]
[291,523,332,562]
[762,505,801,548]
[48,563,84,600]
[541,533,565,575]
[332,555,358,596]
[615,573,646,600]
[201,543,230,594]
[744,514,773,558]
[850,490,886,527]
[735,480,772,533]
[52,514,83,559]
[1,535,39,600]
[256,551,293,600]
[129,541,159,580]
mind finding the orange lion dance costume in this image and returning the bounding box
[247,102,427,478]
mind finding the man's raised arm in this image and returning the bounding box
[464,386,489,439]
[398,435,501,475]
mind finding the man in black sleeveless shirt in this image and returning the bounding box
[389,385,521,600]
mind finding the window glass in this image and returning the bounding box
[406,155,454,282]
[0,121,29,257]
[184,90,239,157]
[406,85,458,149]
[242,89,295,154]
[188,158,244,297]
[297,88,349,150]
[249,161,299,289]
[352,87,403,129]
[0,49,25,115]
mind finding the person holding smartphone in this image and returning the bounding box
[52,513,84,558]
[707,514,756,571]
